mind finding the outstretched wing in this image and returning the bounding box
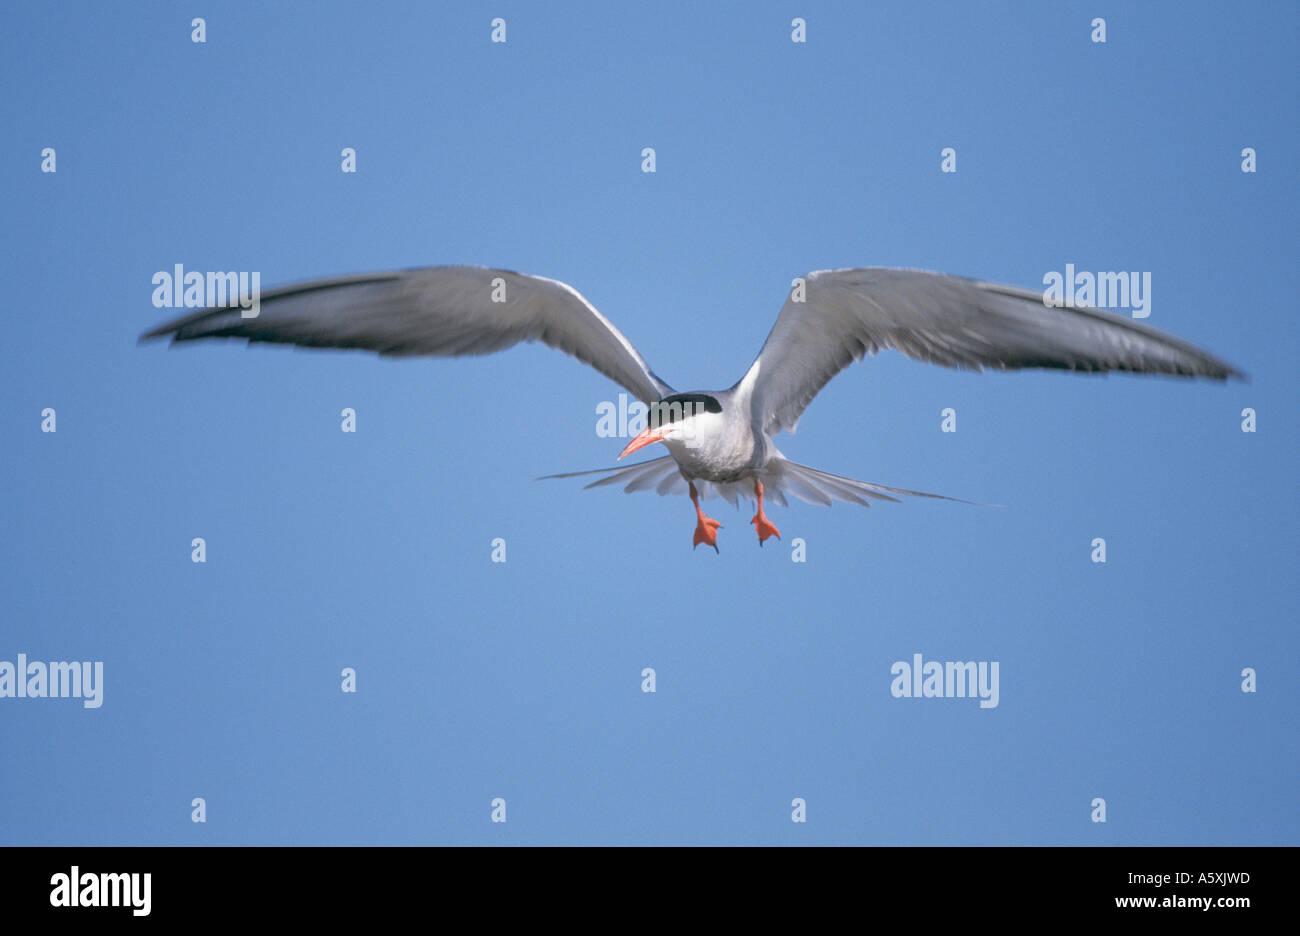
[739,267,1244,435]
[142,266,675,403]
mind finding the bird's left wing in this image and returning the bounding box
[141,266,675,403]
[738,267,1245,435]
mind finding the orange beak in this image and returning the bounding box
[618,426,667,460]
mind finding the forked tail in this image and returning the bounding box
[762,457,986,508]
[538,455,990,509]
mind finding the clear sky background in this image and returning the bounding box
[1,1,1295,845]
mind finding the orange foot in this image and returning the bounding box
[750,480,781,546]
[693,515,722,552]
[688,481,722,552]
[751,513,780,546]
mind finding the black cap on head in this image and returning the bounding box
[647,393,722,429]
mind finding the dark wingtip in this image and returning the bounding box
[139,316,186,343]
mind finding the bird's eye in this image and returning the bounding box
[649,402,680,429]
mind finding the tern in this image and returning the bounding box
[142,266,1243,551]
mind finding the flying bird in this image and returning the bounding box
[142,266,1243,551]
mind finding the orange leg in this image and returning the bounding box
[750,481,781,546]
[689,482,722,552]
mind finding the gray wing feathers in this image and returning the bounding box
[744,267,1245,435]
[142,266,674,403]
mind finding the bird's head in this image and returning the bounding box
[618,393,724,459]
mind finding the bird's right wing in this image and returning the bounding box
[739,267,1245,436]
[141,266,675,403]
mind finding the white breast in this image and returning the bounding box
[661,408,763,482]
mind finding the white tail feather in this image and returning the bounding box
[539,455,982,509]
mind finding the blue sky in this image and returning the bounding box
[1,1,1295,844]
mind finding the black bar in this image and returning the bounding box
[0,846,1283,922]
